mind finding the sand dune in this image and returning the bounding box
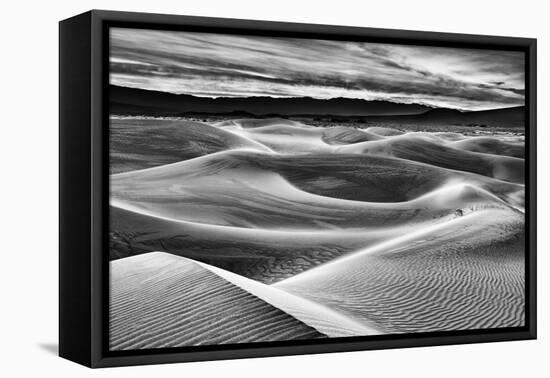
[366,126,404,136]
[110,174,522,283]
[451,136,525,158]
[109,117,525,345]
[321,126,383,145]
[111,152,514,229]
[276,208,525,333]
[110,134,524,284]
[191,257,380,337]
[225,123,330,153]
[110,252,325,350]
[433,131,468,141]
[337,134,524,184]
[210,119,525,206]
[215,118,382,152]
[110,204,434,283]
[112,149,524,226]
[220,120,385,152]
[214,118,306,129]
[260,152,523,207]
[109,117,272,173]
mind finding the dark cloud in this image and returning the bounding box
[110,28,525,110]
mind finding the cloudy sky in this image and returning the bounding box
[110,27,525,111]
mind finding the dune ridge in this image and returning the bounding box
[192,257,381,337]
[110,252,326,350]
[110,203,439,283]
[450,136,525,158]
[111,148,522,229]
[110,117,273,173]
[109,116,526,348]
[336,134,524,184]
[276,208,525,333]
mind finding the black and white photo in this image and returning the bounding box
[107,26,527,351]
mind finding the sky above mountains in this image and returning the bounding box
[110,27,525,111]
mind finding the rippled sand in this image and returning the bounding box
[109,117,525,349]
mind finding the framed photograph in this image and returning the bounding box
[59,10,537,368]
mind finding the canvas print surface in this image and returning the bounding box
[108,27,526,351]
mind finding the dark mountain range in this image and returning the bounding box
[110,85,432,117]
[373,106,525,128]
[109,85,524,128]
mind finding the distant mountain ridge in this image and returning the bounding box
[109,85,525,128]
[110,85,432,117]
[380,106,525,128]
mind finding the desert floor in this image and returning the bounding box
[109,117,525,350]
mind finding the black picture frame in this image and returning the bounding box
[59,9,537,368]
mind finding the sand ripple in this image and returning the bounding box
[110,252,325,350]
[276,209,525,333]
[109,118,526,347]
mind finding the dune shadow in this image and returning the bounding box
[37,342,58,355]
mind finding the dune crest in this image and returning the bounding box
[451,136,524,158]
[110,117,273,173]
[109,203,451,283]
[110,252,326,350]
[214,118,306,129]
[276,208,525,333]
[336,134,524,184]
[111,148,521,230]
[109,118,526,346]
[192,257,380,337]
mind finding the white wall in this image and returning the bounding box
[1,0,547,376]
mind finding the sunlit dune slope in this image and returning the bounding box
[191,256,380,337]
[215,119,381,152]
[109,169,522,283]
[111,149,524,226]
[336,134,524,184]
[256,152,523,207]
[365,126,404,136]
[451,136,525,158]
[276,208,525,333]
[109,252,325,350]
[111,150,519,229]
[110,205,425,283]
[108,117,526,341]
[214,118,305,129]
[321,126,383,145]
[233,125,328,153]
[110,117,271,173]
[432,131,467,141]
